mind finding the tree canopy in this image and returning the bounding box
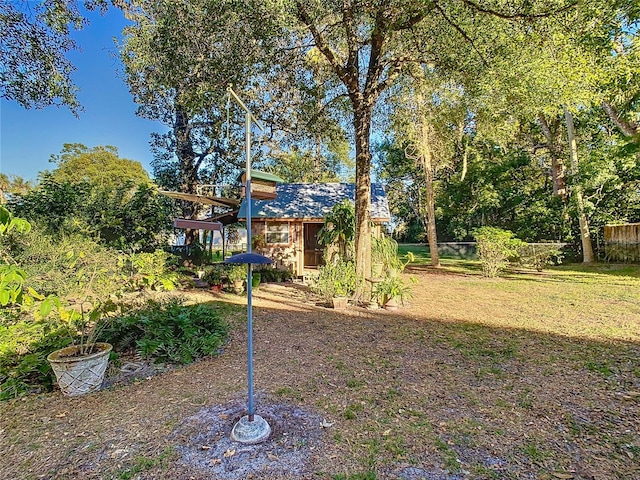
[0,0,111,114]
[48,143,150,188]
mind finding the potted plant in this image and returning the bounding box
[227,264,246,294]
[374,275,413,311]
[252,234,267,253]
[47,299,119,396]
[42,246,124,397]
[311,259,357,309]
[371,235,394,278]
[203,264,224,292]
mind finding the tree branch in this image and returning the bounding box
[460,0,578,20]
[295,2,349,86]
[602,101,639,137]
[434,2,488,66]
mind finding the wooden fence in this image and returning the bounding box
[604,223,640,263]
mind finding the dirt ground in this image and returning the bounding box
[1,268,639,480]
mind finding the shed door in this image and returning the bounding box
[303,223,324,268]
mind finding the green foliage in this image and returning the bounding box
[226,265,247,283]
[0,206,31,236]
[103,300,229,365]
[518,244,564,272]
[0,1,105,113]
[11,228,123,302]
[318,200,355,261]
[0,314,72,400]
[373,275,414,305]
[48,144,150,188]
[473,227,524,278]
[312,260,357,300]
[120,251,178,291]
[259,267,293,282]
[202,263,224,284]
[371,235,414,275]
[11,175,172,253]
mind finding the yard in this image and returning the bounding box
[1,260,639,480]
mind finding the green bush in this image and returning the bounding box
[518,243,563,272]
[202,263,225,284]
[11,227,123,301]
[311,260,358,300]
[0,315,72,400]
[120,250,178,291]
[102,299,229,364]
[473,227,524,278]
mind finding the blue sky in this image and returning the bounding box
[0,6,165,181]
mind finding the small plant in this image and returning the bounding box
[202,263,224,285]
[226,264,246,284]
[374,275,414,305]
[311,259,357,300]
[318,200,355,261]
[371,235,397,273]
[371,235,414,276]
[473,227,524,278]
[252,234,267,252]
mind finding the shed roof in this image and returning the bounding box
[238,183,390,221]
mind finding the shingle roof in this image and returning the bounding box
[238,183,390,221]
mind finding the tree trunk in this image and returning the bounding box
[174,103,201,244]
[563,106,594,263]
[424,163,440,267]
[538,112,567,200]
[353,105,372,300]
[418,129,440,267]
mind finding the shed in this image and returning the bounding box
[238,183,390,276]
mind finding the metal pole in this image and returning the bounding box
[228,85,262,422]
[245,107,255,422]
[227,86,271,444]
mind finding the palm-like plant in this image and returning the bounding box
[317,200,355,261]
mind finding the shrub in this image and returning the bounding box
[311,260,357,300]
[120,250,178,291]
[0,314,72,400]
[226,265,246,283]
[518,244,564,272]
[102,299,229,364]
[318,200,355,261]
[202,263,225,284]
[473,227,524,278]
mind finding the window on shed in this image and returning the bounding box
[266,222,290,244]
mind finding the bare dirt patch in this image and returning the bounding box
[171,396,325,479]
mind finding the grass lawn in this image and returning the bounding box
[1,261,639,479]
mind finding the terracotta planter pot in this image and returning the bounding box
[332,296,349,309]
[47,342,112,397]
[384,296,399,311]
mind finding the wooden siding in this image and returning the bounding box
[604,223,640,263]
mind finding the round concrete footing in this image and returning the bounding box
[230,414,271,444]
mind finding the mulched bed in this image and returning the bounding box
[1,273,638,480]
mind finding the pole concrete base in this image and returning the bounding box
[230,414,271,444]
